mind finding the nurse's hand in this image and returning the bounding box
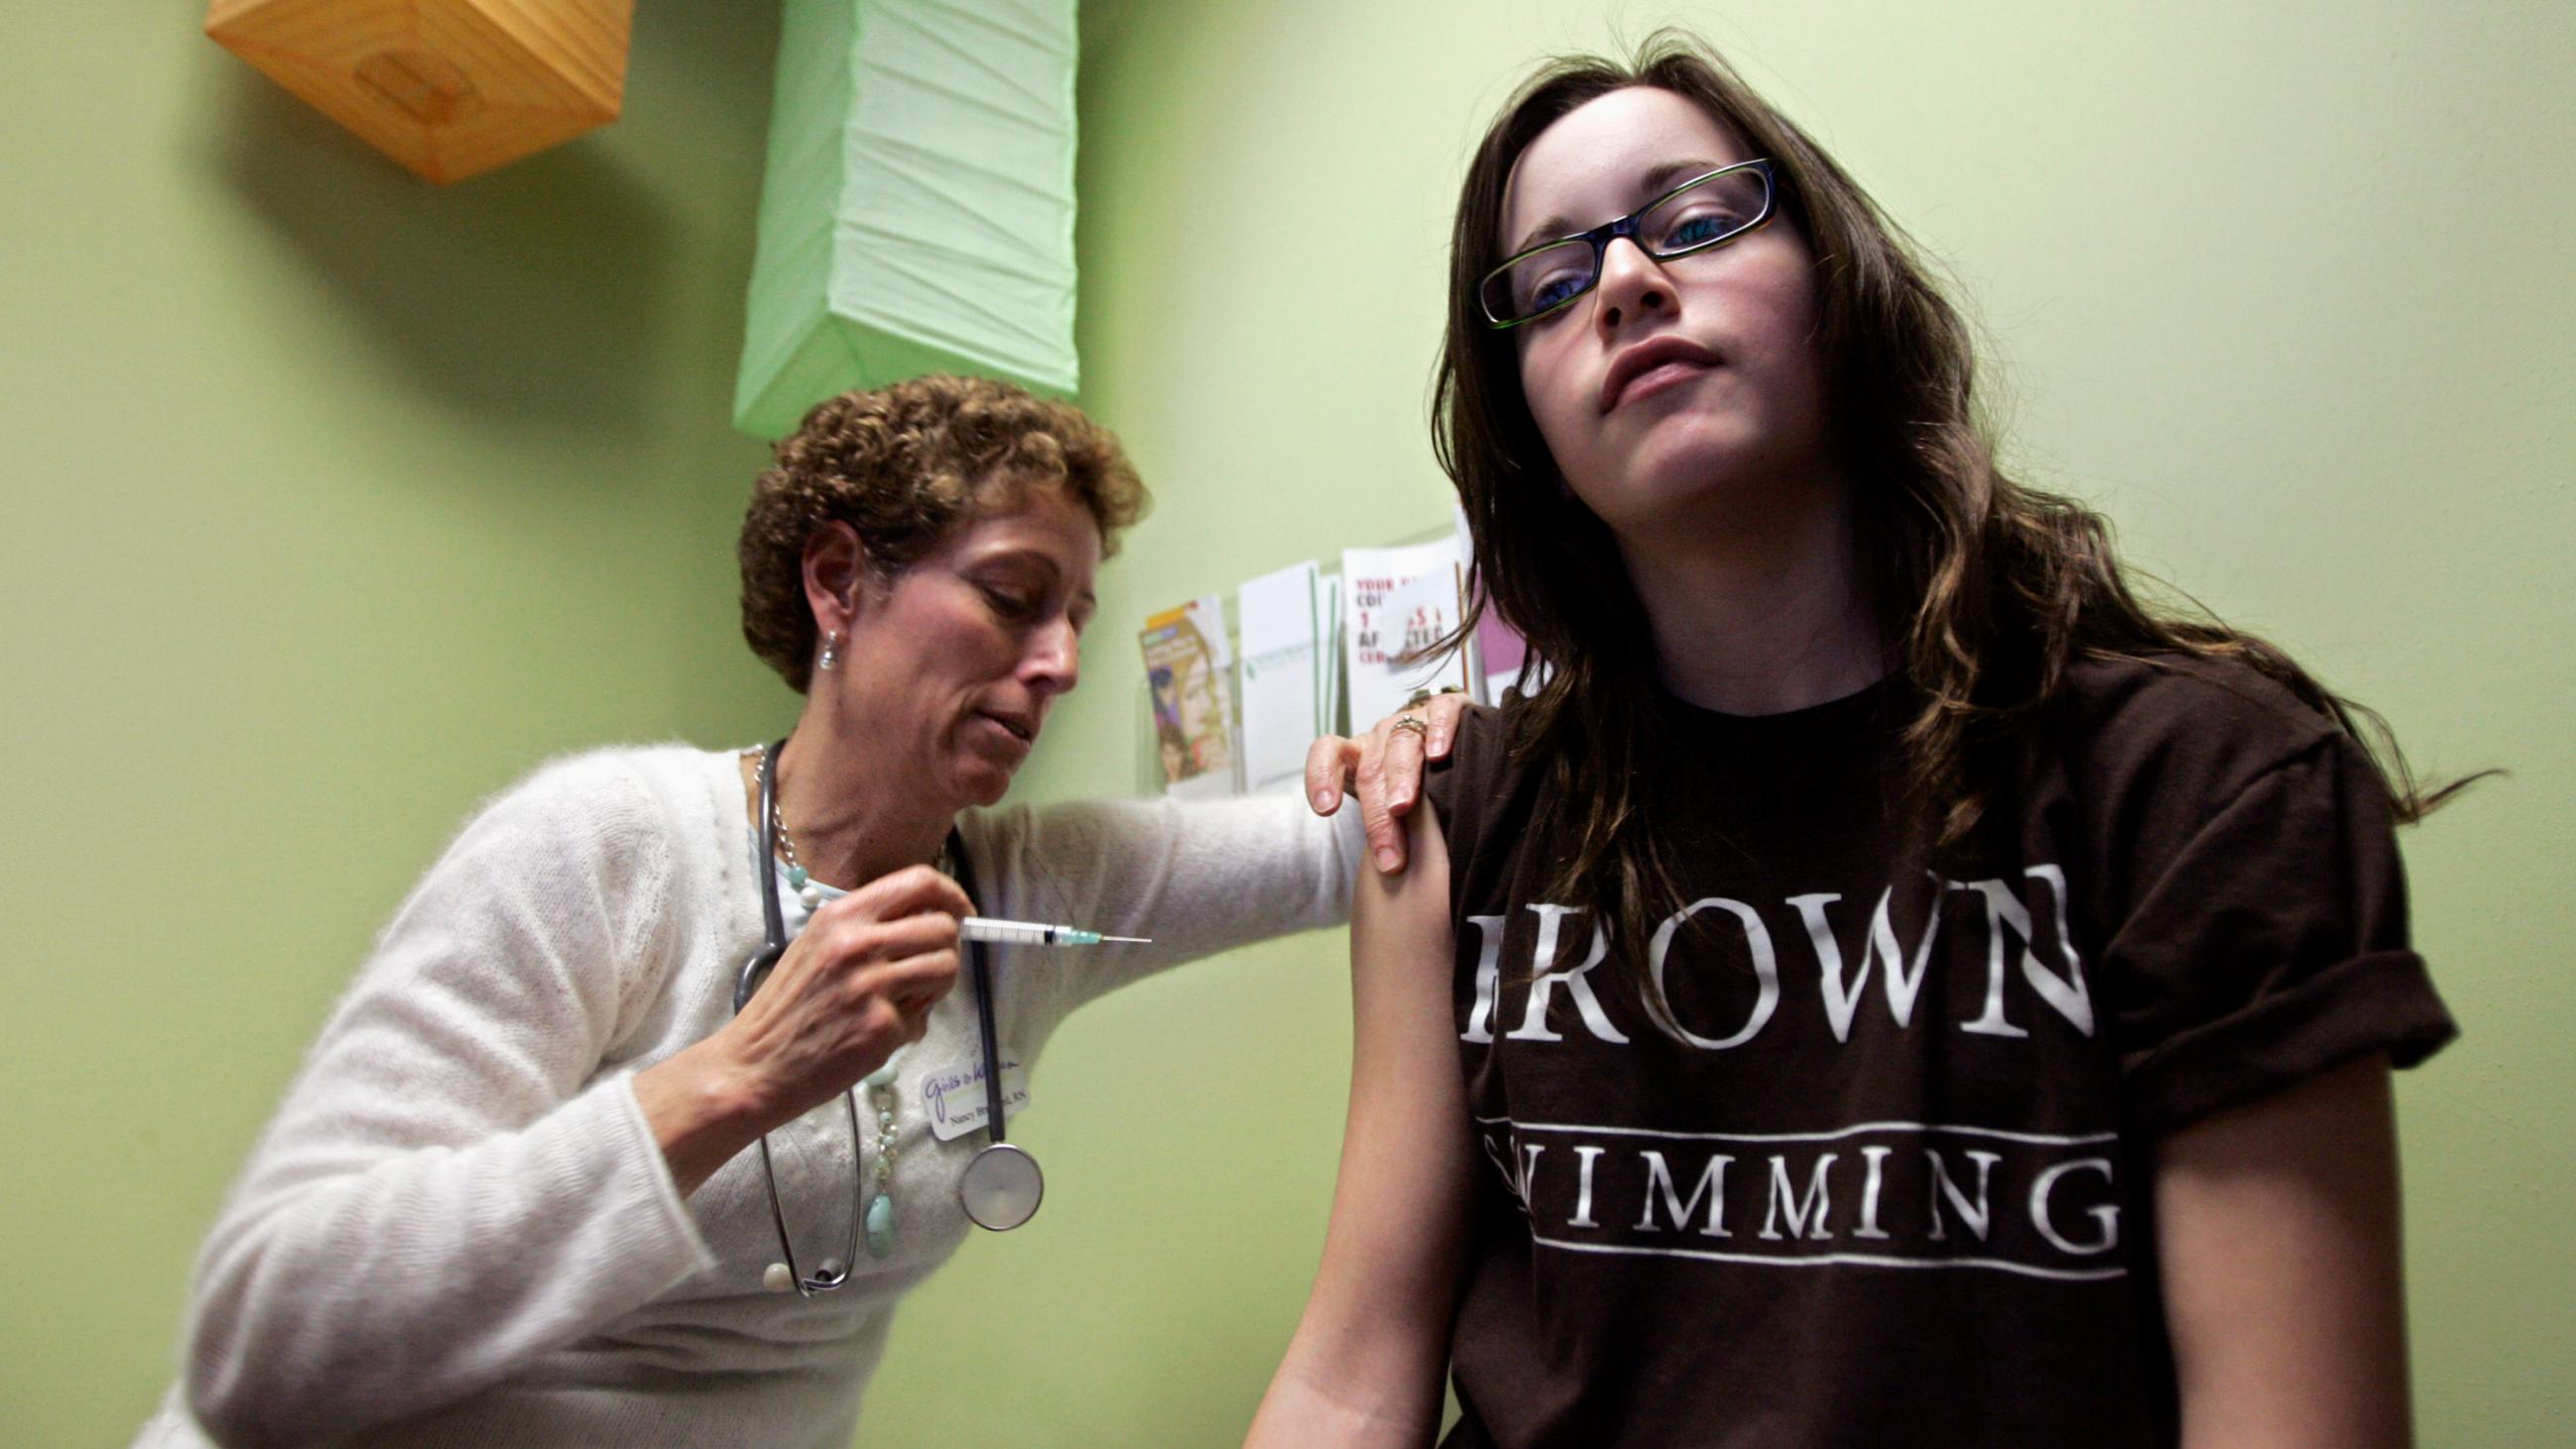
[1305,689,1472,876]
[636,865,970,1196]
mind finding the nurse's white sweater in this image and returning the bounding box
[138,745,1357,1447]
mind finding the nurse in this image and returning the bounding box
[140,373,1466,1447]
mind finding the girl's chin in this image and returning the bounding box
[1584,434,1819,529]
[1634,417,1773,480]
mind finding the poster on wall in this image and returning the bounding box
[1138,595,1237,799]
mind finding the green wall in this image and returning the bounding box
[5,2,2570,1446]
[0,5,792,1440]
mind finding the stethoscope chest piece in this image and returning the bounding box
[960,1141,1044,1230]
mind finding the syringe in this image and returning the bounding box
[960,916,1151,947]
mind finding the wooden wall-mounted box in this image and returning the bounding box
[206,0,636,184]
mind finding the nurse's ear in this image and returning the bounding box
[802,521,872,639]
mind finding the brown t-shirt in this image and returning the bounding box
[1421,655,2453,1449]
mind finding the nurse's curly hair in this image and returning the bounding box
[738,374,1147,692]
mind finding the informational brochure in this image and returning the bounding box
[1341,537,1476,732]
[1138,594,1237,798]
[1237,561,1329,795]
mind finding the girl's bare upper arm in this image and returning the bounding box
[1248,801,1475,1446]
[2156,1053,2414,1449]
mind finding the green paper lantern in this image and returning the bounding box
[735,0,1080,438]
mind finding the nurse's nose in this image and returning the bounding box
[1023,616,1080,696]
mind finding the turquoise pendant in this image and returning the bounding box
[787,865,808,889]
[865,1192,897,1258]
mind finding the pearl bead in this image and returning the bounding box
[763,1263,794,1294]
[799,883,822,908]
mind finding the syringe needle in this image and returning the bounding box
[958,917,1154,947]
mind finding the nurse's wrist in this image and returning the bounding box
[634,1044,770,1198]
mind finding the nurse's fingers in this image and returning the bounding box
[1306,731,1362,816]
[1372,691,1470,813]
[1310,689,1470,871]
[1421,688,1470,758]
[833,864,976,924]
[1355,710,1431,875]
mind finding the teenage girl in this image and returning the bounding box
[1252,34,2458,1449]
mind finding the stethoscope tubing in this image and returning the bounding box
[741,740,862,1293]
[738,738,1038,1297]
[926,797,1042,1231]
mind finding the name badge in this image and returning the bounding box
[920,1056,1030,1141]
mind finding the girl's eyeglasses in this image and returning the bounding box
[1478,158,1777,329]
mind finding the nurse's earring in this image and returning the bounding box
[817,632,840,672]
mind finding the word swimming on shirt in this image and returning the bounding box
[1477,1116,2126,1281]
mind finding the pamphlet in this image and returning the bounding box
[1138,594,1236,797]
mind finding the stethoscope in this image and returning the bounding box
[737,740,1043,1296]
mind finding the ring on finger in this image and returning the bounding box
[1390,715,1430,739]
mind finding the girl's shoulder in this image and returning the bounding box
[2028,654,2410,935]
[1423,699,1520,800]
[2048,651,2356,807]
[1419,699,1549,883]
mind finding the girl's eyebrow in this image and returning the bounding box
[1508,156,1728,256]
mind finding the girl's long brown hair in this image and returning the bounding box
[1434,32,2472,997]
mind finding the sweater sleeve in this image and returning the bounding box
[958,792,1364,1024]
[181,755,717,1448]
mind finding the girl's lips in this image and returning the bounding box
[1614,359,1714,408]
[1600,336,1725,412]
